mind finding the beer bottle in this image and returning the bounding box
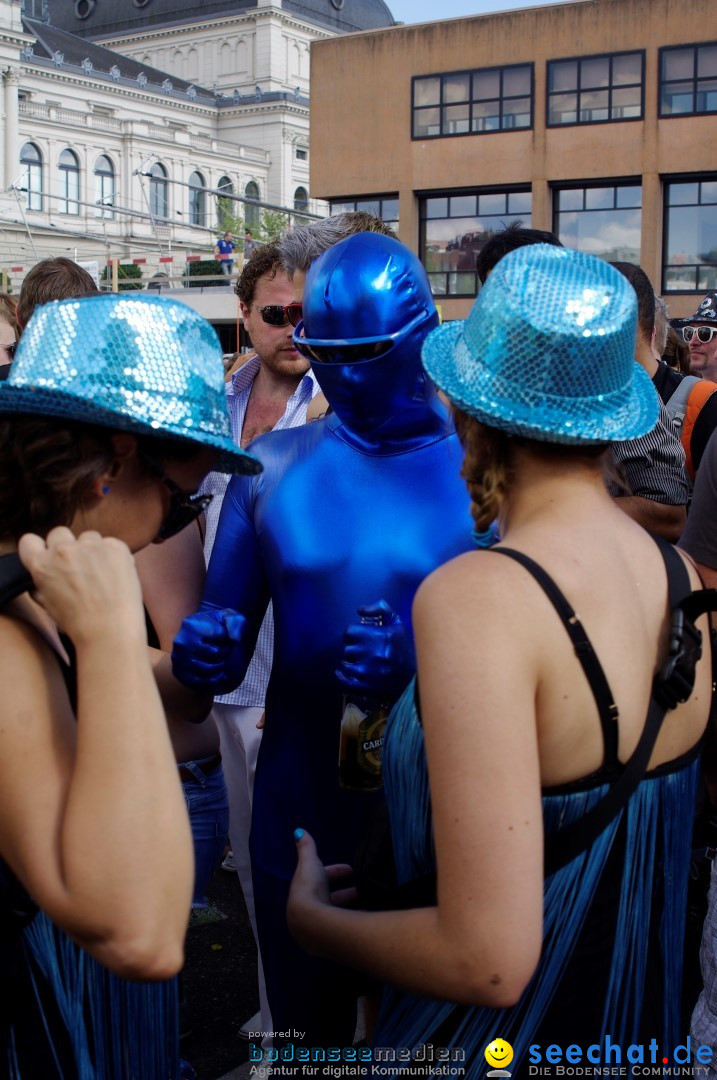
[338,612,389,792]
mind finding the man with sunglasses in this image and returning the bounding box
[680,292,717,382]
[201,240,318,1042]
[172,231,473,1053]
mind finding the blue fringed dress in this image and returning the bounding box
[374,681,699,1078]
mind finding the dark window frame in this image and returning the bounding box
[244,180,260,231]
[661,172,717,295]
[188,170,207,227]
[418,184,532,299]
[551,178,643,263]
[546,49,645,128]
[94,154,115,219]
[412,62,534,141]
[659,42,717,118]
[148,161,169,222]
[58,148,80,216]
[20,141,42,212]
[328,194,400,229]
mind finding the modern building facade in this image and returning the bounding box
[310,0,716,320]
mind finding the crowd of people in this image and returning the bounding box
[1,214,717,1080]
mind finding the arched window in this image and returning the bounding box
[188,170,206,226]
[20,142,42,211]
[94,155,115,219]
[149,161,168,221]
[294,186,309,213]
[58,149,80,215]
[245,180,260,230]
[216,175,234,230]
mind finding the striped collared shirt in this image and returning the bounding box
[201,355,319,706]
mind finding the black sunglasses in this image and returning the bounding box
[255,303,303,328]
[140,452,213,541]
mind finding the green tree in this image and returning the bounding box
[216,200,243,237]
[101,262,143,291]
[258,209,289,243]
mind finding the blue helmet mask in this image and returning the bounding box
[293,233,443,442]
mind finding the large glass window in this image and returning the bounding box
[94,155,115,218]
[660,43,717,117]
[419,188,532,297]
[329,195,399,231]
[547,51,643,126]
[188,170,206,226]
[663,178,717,293]
[413,64,533,139]
[20,142,42,211]
[216,175,234,230]
[58,149,80,215]
[244,180,260,230]
[553,183,642,263]
[149,162,169,221]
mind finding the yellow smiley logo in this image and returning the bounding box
[485,1039,514,1069]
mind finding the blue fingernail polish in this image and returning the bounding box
[294,828,304,842]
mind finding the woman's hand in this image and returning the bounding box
[287,830,356,952]
[18,527,145,645]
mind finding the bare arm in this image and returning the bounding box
[288,553,544,1006]
[135,523,213,724]
[0,529,194,979]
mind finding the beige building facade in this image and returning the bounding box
[310,0,717,320]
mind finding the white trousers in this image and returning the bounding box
[212,702,273,1039]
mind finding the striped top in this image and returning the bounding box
[201,355,318,707]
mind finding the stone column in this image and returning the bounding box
[4,68,20,191]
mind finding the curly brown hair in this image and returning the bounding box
[0,417,199,540]
[234,242,283,306]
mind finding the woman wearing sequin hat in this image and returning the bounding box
[0,293,259,1078]
[287,245,711,1073]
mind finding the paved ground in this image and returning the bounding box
[183,862,367,1080]
[181,863,259,1080]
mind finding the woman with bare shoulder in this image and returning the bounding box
[0,293,259,1078]
[287,246,711,1075]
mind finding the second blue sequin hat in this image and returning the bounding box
[422,244,660,445]
[0,293,261,474]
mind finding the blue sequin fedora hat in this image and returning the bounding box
[422,243,660,445]
[0,293,261,474]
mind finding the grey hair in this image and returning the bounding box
[277,211,397,276]
[654,294,669,355]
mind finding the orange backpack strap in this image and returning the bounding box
[683,380,717,479]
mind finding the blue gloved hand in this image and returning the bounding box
[335,598,415,701]
[171,608,247,691]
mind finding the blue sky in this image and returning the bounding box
[387,0,570,23]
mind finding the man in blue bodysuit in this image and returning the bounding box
[172,232,473,1049]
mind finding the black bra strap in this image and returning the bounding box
[494,541,699,875]
[493,546,620,765]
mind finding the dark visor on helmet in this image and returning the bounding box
[291,310,431,366]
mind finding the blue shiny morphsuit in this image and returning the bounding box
[173,233,473,880]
